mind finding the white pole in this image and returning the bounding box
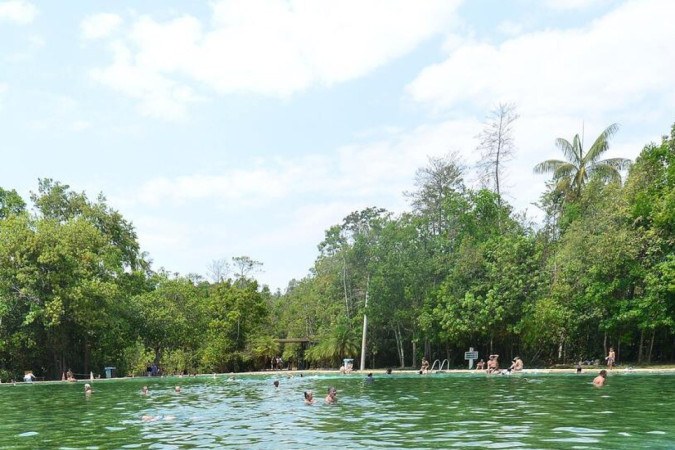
[359,277,369,371]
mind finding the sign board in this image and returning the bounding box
[464,351,479,360]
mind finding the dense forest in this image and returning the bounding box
[0,123,673,380]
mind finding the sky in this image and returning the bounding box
[1,0,674,291]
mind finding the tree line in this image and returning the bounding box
[0,122,672,380]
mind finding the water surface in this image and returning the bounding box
[2,372,673,449]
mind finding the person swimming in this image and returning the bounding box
[84,383,93,394]
[325,387,337,404]
[593,369,607,387]
[304,390,315,405]
[141,386,149,395]
[174,386,181,393]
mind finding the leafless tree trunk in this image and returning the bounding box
[206,258,230,283]
[476,103,519,208]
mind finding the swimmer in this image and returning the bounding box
[84,383,93,394]
[273,380,279,388]
[174,386,181,393]
[365,373,374,384]
[141,386,149,395]
[593,369,607,387]
[141,415,176,422]
[325,387,337,404]
[304,390,315,405]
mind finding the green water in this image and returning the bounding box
[1,372,673,449]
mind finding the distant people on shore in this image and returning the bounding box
[487,355,500,374]
[476,359,485,370]
[340,361,353,374]
[23,371,36,383]
[325,387,337,404]
[576,362,582,374]
[606,347,615,370]
[593,369,607,387]
[509,357,523,372]
[420,356,430,374]
[304,390,315,405]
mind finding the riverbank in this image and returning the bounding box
[4,365,674,385]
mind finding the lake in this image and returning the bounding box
[2,371,674,449]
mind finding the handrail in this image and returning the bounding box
[430,359,441,371]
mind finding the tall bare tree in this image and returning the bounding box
[476,103,519,204]
[207,258,231,283]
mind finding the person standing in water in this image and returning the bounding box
[304,391,315,405]
[593,370,607,387]
[606,347,616,370]
[325,387,337,404]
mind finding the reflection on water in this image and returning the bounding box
[1,372,674,449]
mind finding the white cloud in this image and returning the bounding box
[88,0,462,120]
[407,0,675,119]
[0,0,37,24]
[0,82,7,109]
[545,0,612,10]
[123,117,481,211]
[81,13,122,40]
[496,20,524,37]
[71,120,90,132]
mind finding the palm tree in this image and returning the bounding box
[533,123,631,200]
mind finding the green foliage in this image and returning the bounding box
[120,341,155,377]
[0,123,673,375]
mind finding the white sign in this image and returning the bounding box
[464,351,479,360]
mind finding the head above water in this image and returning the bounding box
[599,370,607,377]
[273,380,279,388]
[304,390,313,400]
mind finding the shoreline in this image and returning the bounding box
[5,366,675,385]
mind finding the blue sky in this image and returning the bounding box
[1,0,674,290]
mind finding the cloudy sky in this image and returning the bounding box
[1,0,673,290]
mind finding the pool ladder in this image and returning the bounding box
[430,359,449,373]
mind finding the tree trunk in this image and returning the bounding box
[83,338,90,375]
[394,326,404,368]
[648,329,655,364]
[398,327,405,368]
[412,341,417,369]
[638,329,644,364]
[603,332,607,359]
[617,334,621,365]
